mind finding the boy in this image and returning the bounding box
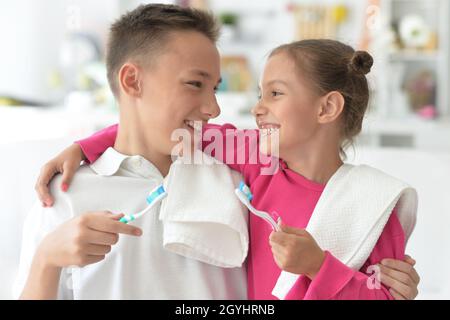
[15,4,246,299]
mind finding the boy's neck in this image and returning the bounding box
[114,106,172,177]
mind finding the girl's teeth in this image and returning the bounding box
[261,128,279,136]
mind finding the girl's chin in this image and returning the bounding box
[259,133,280,158]
[259,143,279,158]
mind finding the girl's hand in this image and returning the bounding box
[378,255,420,300]
[269,223,325,280]
[35,144,85,207]
[36,211,142,269]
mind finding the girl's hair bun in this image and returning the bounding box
[348,51,373,75]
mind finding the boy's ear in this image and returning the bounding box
[118,63,142,97]
[317,91,345,124]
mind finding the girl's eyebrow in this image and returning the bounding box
[258,80,290,91]
[266,80,289,87]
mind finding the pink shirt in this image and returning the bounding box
[77,123,406,300]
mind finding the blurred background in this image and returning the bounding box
[1,0,449,299]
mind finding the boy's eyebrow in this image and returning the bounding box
[190,69,222,84]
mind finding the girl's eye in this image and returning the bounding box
[271,91,283,97]
[187,81,203,88]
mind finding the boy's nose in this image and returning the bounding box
[202,96,221,119]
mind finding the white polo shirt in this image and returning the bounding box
[14,148,247,299]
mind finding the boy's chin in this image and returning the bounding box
[169,140,200,159]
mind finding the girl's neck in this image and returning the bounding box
[282,139,343,185]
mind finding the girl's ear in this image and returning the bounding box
[317,91,345,124]
[118,63,142,97]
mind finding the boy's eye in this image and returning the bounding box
[187,81,203,88]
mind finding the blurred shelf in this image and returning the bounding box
[391,0,438,4]
[388,51,440,61]
[377,0,450,120]
[359,114,450,151]
[364,114,450,133]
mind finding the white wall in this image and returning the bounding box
[347,146,450,299]
[0,138,75,299]
[0,0,119,103]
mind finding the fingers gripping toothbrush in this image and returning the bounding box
[236,181,300,300]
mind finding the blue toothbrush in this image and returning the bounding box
[120,184,167,224]
[235,181,281,231]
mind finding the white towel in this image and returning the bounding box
[272,164,418,299]
[159,150,249,268]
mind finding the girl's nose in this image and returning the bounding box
[251,100,267,116]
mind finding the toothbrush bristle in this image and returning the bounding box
[146,185,166,204]
[238,181,253,201]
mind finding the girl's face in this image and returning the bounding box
[253,52,322,159]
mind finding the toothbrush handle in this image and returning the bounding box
[119,217,128,224]
[119,215,135,224]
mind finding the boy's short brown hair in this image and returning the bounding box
[106,4,220,96]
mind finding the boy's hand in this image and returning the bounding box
[378,255,420,300]
[269,223,325,280]
[36,211,142,269]
[36,144,85,207]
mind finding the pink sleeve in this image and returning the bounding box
[75,124,118,163]
[286,210,406,300]
[202,123,262,181]
[76,122,262,176]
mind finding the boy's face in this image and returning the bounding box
[134,30,221,157]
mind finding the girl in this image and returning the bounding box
[36,39,420,299]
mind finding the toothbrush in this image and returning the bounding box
[119,184,167,224]
[235,181,281,231]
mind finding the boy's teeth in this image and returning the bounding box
[185,120,202,130]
